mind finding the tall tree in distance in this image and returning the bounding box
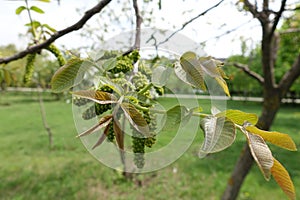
[222,1,300,199]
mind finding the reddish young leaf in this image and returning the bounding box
[113,119,124,150]
[77,115,112,137]
[121,102,149,136]
[92,125,110,150]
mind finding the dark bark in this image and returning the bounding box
[221,1,296,199]
[221,90,280,200]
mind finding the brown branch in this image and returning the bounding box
[132,0,142,49]
[157,0,225,46]
[0,0,112,65]
[278,54,300,97]
[243,0,263,23]
[230,62,264,85]
[270,0,287,37]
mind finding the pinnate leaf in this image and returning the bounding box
[121,102,149,136]
[30,6,44,14]
[271,158,296,200]
[51,58,86,93]
[242,129,273,180]
[217,110,258,125]
[72,90,117,104]
[199,116,236,158]
[174,52,206,90]
[161,105,190,132]
[113,119,124,150]
[215,77,230,96]
[77,115,112,138]
[152,66,172,87]
[246,126,297,151]
[16,6,26,15]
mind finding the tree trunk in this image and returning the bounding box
[221,89,281,200]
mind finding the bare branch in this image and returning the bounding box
[201,19,254,43]
[278,54,300,97]
[0,0,112,65]
[270,0,287,37]
[229,62,264,85]
[132,0,142,49]
[157,0,224,46]
[243,0,262,22]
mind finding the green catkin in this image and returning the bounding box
[143,111,157,148]
[108,50,140,74]
[138,61,152,78]
[128,50,140,63]
[73,96,91,106]
[109,58,133,74]
[132,130,145,169]
[95,103,111,115]
[107,121,115,142]
[82,105,96,120]
[46,43,66,66]
[99,85,113,93]
[23,53,36,85]
[132,72,149,91]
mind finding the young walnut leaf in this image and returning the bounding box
[199,116,236,158]
[161,105,191,132]
[92,125,109,150]
[120,102,149,137]
[217,110,258,125]
[71,90,117,104]
[245,126,297,151]
[152,66,172,87]
[77,115,113,138]
[174,52,206,90]
[242,128,274,180]
[271,158,296,200]
[51,58,85,93]
[199,56,230,96]
[113,119,124,150]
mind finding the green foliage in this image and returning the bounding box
[51,49,297,199]
[226,10,300,95]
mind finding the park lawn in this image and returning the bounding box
[0,92,299,200]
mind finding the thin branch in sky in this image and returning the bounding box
[201,19,254,43]
[157,0,225,46]
[270,0,287,37]
[0,0,112,64]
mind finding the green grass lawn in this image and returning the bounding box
[0,92,299,200]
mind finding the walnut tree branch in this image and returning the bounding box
[157,0,224,46]
[270,0,287,37]
[278,54,300,97]
[229,62,264,85]
[133,0,142,50]
[0,0,112,65]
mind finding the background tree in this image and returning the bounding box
[222,1,300,199]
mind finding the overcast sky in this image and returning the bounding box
[0,0,289,58]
